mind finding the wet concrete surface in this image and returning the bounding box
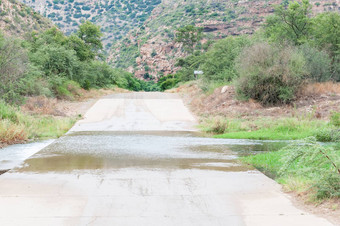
[0,140,54,172]
[0,93,334,226]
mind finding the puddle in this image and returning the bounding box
[0,140,55,171]
[12,132,288,173]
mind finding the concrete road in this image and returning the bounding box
[0,93,334,226]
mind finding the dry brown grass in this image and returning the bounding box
[76,87,130,100]
[21,88,129,117]
[302,82,340,96]
[0,121,27,147]
[174,82,340,120]
[22,96,61,116]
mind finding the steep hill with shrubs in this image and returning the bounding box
[10,0,339,79]
[20,0,162,49]
[108,0,339,79]
[0,0,53,37]
[160,0,340,106]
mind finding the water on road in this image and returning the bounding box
[0,93,334,226]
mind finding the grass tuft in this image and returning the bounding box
[242,137,340,201]
[0,101,77,147]
[201,116,331,140]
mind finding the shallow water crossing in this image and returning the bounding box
[0,93,334,226]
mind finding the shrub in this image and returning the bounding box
[315,129,340,142]
[330,111,340,127]
[298,44,332,82]
[205,117,229,134]
[30,44,79,80]
[0,101,19,123]
[158,74,180,91]
[235,42,307,105]
[18,74,53,97]
[0,34,28,104]
[201,36,250,83]
[48,77,81,99]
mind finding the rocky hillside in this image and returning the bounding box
[20,0,162,49]
[109,0,340,80]
[0,0,52,37]
[10,0,340,80]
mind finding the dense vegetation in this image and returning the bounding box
[0,21,159,105]
[0,21,159,145]
[165,1,340,201]
[0,100,76,146]
[164,0,339,105]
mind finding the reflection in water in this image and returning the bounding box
[14,132,288,173]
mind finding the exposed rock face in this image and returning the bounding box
[109,0,340,80]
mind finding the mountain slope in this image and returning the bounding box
[12,0,340,79]
[20,0,162,49]
[0,0,53,37]
[108,0,340,79]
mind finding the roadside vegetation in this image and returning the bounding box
[164,0,339,95]
[200,116,331,140]
[0,101,77,148]
[165,0,340,140]
[165,0,340,204]
[242,138,340,201]
[0,20,159,147]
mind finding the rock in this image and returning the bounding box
[221,86,229,94]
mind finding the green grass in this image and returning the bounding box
[241,139,340,201]
[201,116,332,140]
[22,115,77,139]
[215,129,317,140]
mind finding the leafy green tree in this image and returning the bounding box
[30,44,79,80]
[30,28,67,52]
[264,0,312,45]
[312,12,340,58]
[201,36,250,83]
[0,32,29,104]
[175,51,206,81]
[312,12,340,81]
[77,21,103,59]
[235,42,307,105]
[66,34,93,61]
[175,25,203,53]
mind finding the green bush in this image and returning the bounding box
[82,61,119,88]
[158,74,180,91]
[330,111,340,127]
[48,77,81,100]
[30,44,79,80]
[0,34,28,104]
[298,44,332,82]
[0,101,19,123]
[315,129,340,142]
[235,42,307,105]
[201,36,250,83]
[207,118,229,134]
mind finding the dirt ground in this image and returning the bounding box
[290,193,340,226]
[21,88,130,117]
[168,81,340,120]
